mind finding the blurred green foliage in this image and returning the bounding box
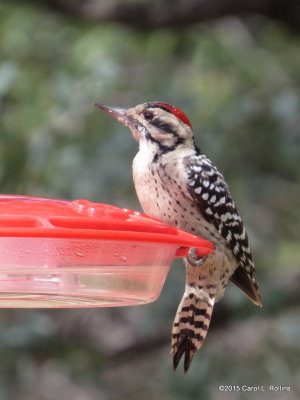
[0,1,300,399]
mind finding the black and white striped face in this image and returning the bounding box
[95,102,195,155]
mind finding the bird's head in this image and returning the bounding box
[95,102,195,157]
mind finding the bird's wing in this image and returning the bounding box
[183,152,261,306]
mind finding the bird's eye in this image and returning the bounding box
[144,111,154,121]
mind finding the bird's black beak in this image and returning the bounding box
[94,104,132,128]
[95,103,143,141]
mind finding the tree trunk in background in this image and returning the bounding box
[22,0,300,31]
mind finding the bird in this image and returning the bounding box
[95,101,262,372]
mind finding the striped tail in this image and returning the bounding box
[171,287,215,372]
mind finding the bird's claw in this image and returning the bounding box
[187,247,208,267]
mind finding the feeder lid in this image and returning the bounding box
[0,195,214,257]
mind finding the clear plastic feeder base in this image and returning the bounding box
[0,238,174,308]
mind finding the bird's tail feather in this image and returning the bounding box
[171,288,215,372]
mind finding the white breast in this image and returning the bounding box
[132,143,160,217]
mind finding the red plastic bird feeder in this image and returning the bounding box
[0,195,214,308]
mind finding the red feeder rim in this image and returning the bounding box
[0,195,214,258]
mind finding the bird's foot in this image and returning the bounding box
[187,247,208,267]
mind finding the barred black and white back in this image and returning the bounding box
[184,151,261,306]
